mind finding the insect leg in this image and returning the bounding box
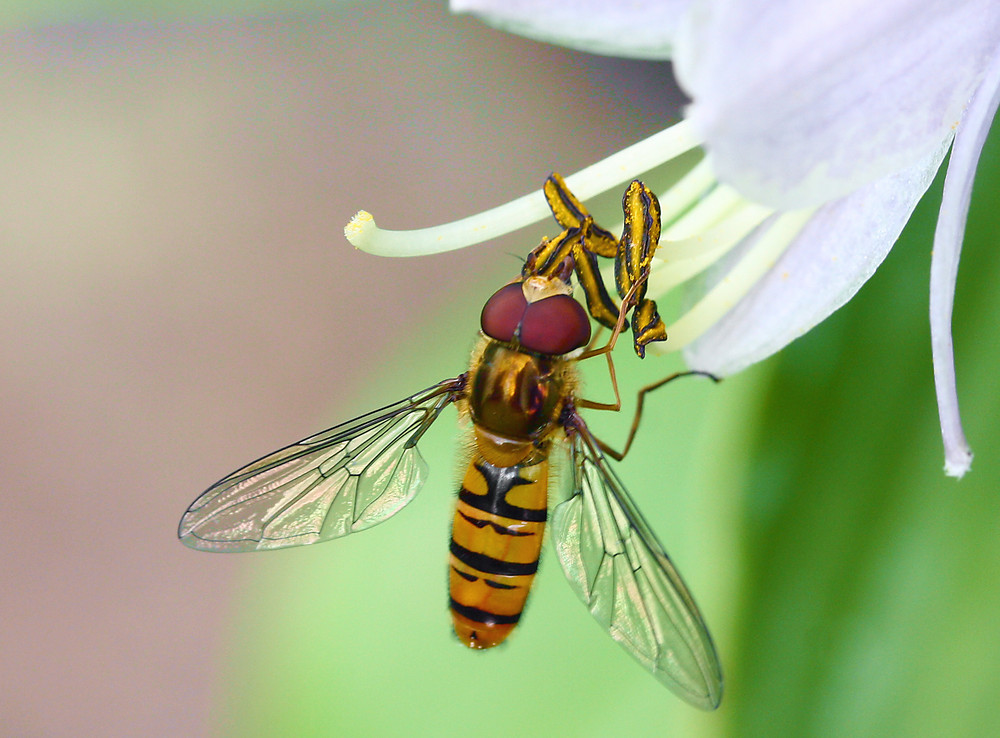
[594,370,720,462]
[574,275,649,413]
[582,325,606,354]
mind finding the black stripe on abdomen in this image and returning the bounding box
[459,486,547,523]
[450,539,538,577]
[449,598,521,626]
[457,510,534,537]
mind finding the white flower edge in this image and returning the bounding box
[930,50,1000,477]
[448,0,692,60]
[672,0,1000,210]
[680,141,950,374]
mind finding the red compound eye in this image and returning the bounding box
[481,282,527,342]
[518,294,591,355]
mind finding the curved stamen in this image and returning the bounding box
[597,185,774,297]
[657,157,716,228]
[650,208,815,352]
[344,121,702,256]
[663,182,746,240]
[649,200,774,294]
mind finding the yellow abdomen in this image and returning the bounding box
[448,452,548,649]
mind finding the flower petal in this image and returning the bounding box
[450,0,693,60]
[673,0,1000,209]
[682,140,951,375]
[929,49,1000,478]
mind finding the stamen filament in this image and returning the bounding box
[648,201,774,294]
[663,185,737,243]
[657,157,716,228]
[661,201,774,261]
[597,183,774,298]
[651,208,815,352]
[662,184,760,242]
[345,121,702,256]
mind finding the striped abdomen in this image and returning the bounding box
[449,453,548,649]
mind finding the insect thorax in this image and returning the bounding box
[467,339,574,466]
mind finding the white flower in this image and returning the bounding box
[346,0,1000,478]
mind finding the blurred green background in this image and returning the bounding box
[2,2,998,737]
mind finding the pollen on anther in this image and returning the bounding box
[344,211,375,248]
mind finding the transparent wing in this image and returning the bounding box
[551,425,723,709]
[179,376,466,552]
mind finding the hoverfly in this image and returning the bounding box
[179,175,724,710]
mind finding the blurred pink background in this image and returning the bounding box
[0,3,685,735]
